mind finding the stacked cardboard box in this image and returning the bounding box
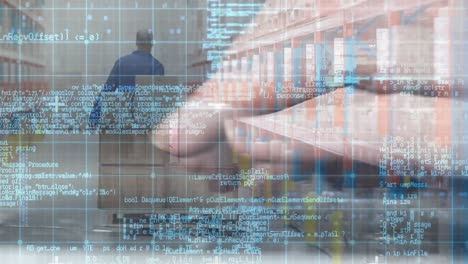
[389,25,433,76]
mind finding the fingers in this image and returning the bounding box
[151,80,311,158]
[152,103,230,157]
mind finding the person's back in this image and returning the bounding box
[103,29,164,92]
[114,50,163,80]
[89,29,164,128]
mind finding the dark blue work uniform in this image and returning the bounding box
[104,50,164,92]
[89,50,164,127]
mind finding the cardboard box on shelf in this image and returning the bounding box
[389,25,433,75]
